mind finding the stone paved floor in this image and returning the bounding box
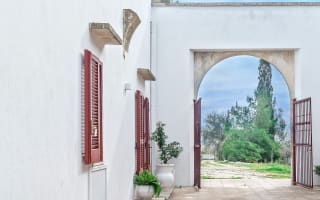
[170,179,320,200]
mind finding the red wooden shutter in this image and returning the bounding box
[144,97,150,170]
[135,90,144,174]
[135,91,151,173]
[84,49,103,164]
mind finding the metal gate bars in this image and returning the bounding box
[293,97,313,188]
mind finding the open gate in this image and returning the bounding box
[194,98,201,188]
[293,97,313,188]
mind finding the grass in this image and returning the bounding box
[201,160,291,179]
[202,160,229,167]
[233,162,291,179]
[201,175,243,179]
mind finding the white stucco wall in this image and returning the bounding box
[152,4,320,186]
[0,0,151,200]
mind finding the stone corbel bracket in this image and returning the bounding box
[137,68,156,81]
[123,9,141,53]
[89,23,122,47]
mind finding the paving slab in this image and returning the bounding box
[170,179,320,200]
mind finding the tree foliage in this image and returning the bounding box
[222,128,278,162]
[202,59,289,163]
[274,108,287,142]
[151,122,183,164]
[222,129,263,162]
[255,59,273,99]
[202,112,226,159]
[254,59,275,138]
[227,101,254,129]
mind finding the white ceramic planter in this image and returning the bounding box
[155,164,175,192]
[135,185,154,200]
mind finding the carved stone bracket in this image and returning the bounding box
[137,68,156,81]
[123,9,141,53]
[89,23,122,47]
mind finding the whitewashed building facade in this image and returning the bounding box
[1,0,320,199]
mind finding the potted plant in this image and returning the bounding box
[315,165,320,176]
[151,121,183,192]
[134,169,161,200]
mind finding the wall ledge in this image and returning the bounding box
[89,23,122,47]
[137,68,156,81]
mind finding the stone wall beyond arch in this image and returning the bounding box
[194,50,295,99]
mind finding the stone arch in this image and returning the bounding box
[194,50,295,98]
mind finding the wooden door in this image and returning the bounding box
[194,98,201,188]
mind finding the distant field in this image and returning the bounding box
[235,162,291,178]
[201,160,291,179]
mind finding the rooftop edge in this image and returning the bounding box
[152,2,320,7]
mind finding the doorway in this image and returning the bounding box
[194,54,294,188]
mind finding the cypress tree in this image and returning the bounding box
[254,59,275,138]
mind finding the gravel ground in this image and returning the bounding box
[201,160,269,179]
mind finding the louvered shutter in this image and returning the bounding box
[144,97,150,170]
[135,91,151,173]
[84,49,103,164]
[135,90,144,174]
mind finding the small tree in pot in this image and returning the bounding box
[151,121,183,192]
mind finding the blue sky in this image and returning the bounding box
[198,55,290,129]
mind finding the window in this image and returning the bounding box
[84,49,103,164]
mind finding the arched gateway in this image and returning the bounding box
[193,51,312,188]
[194,50,294,98]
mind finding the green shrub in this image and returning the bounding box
[222,128,280,162]
[222,130,262,162]
[134,170,161,197]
